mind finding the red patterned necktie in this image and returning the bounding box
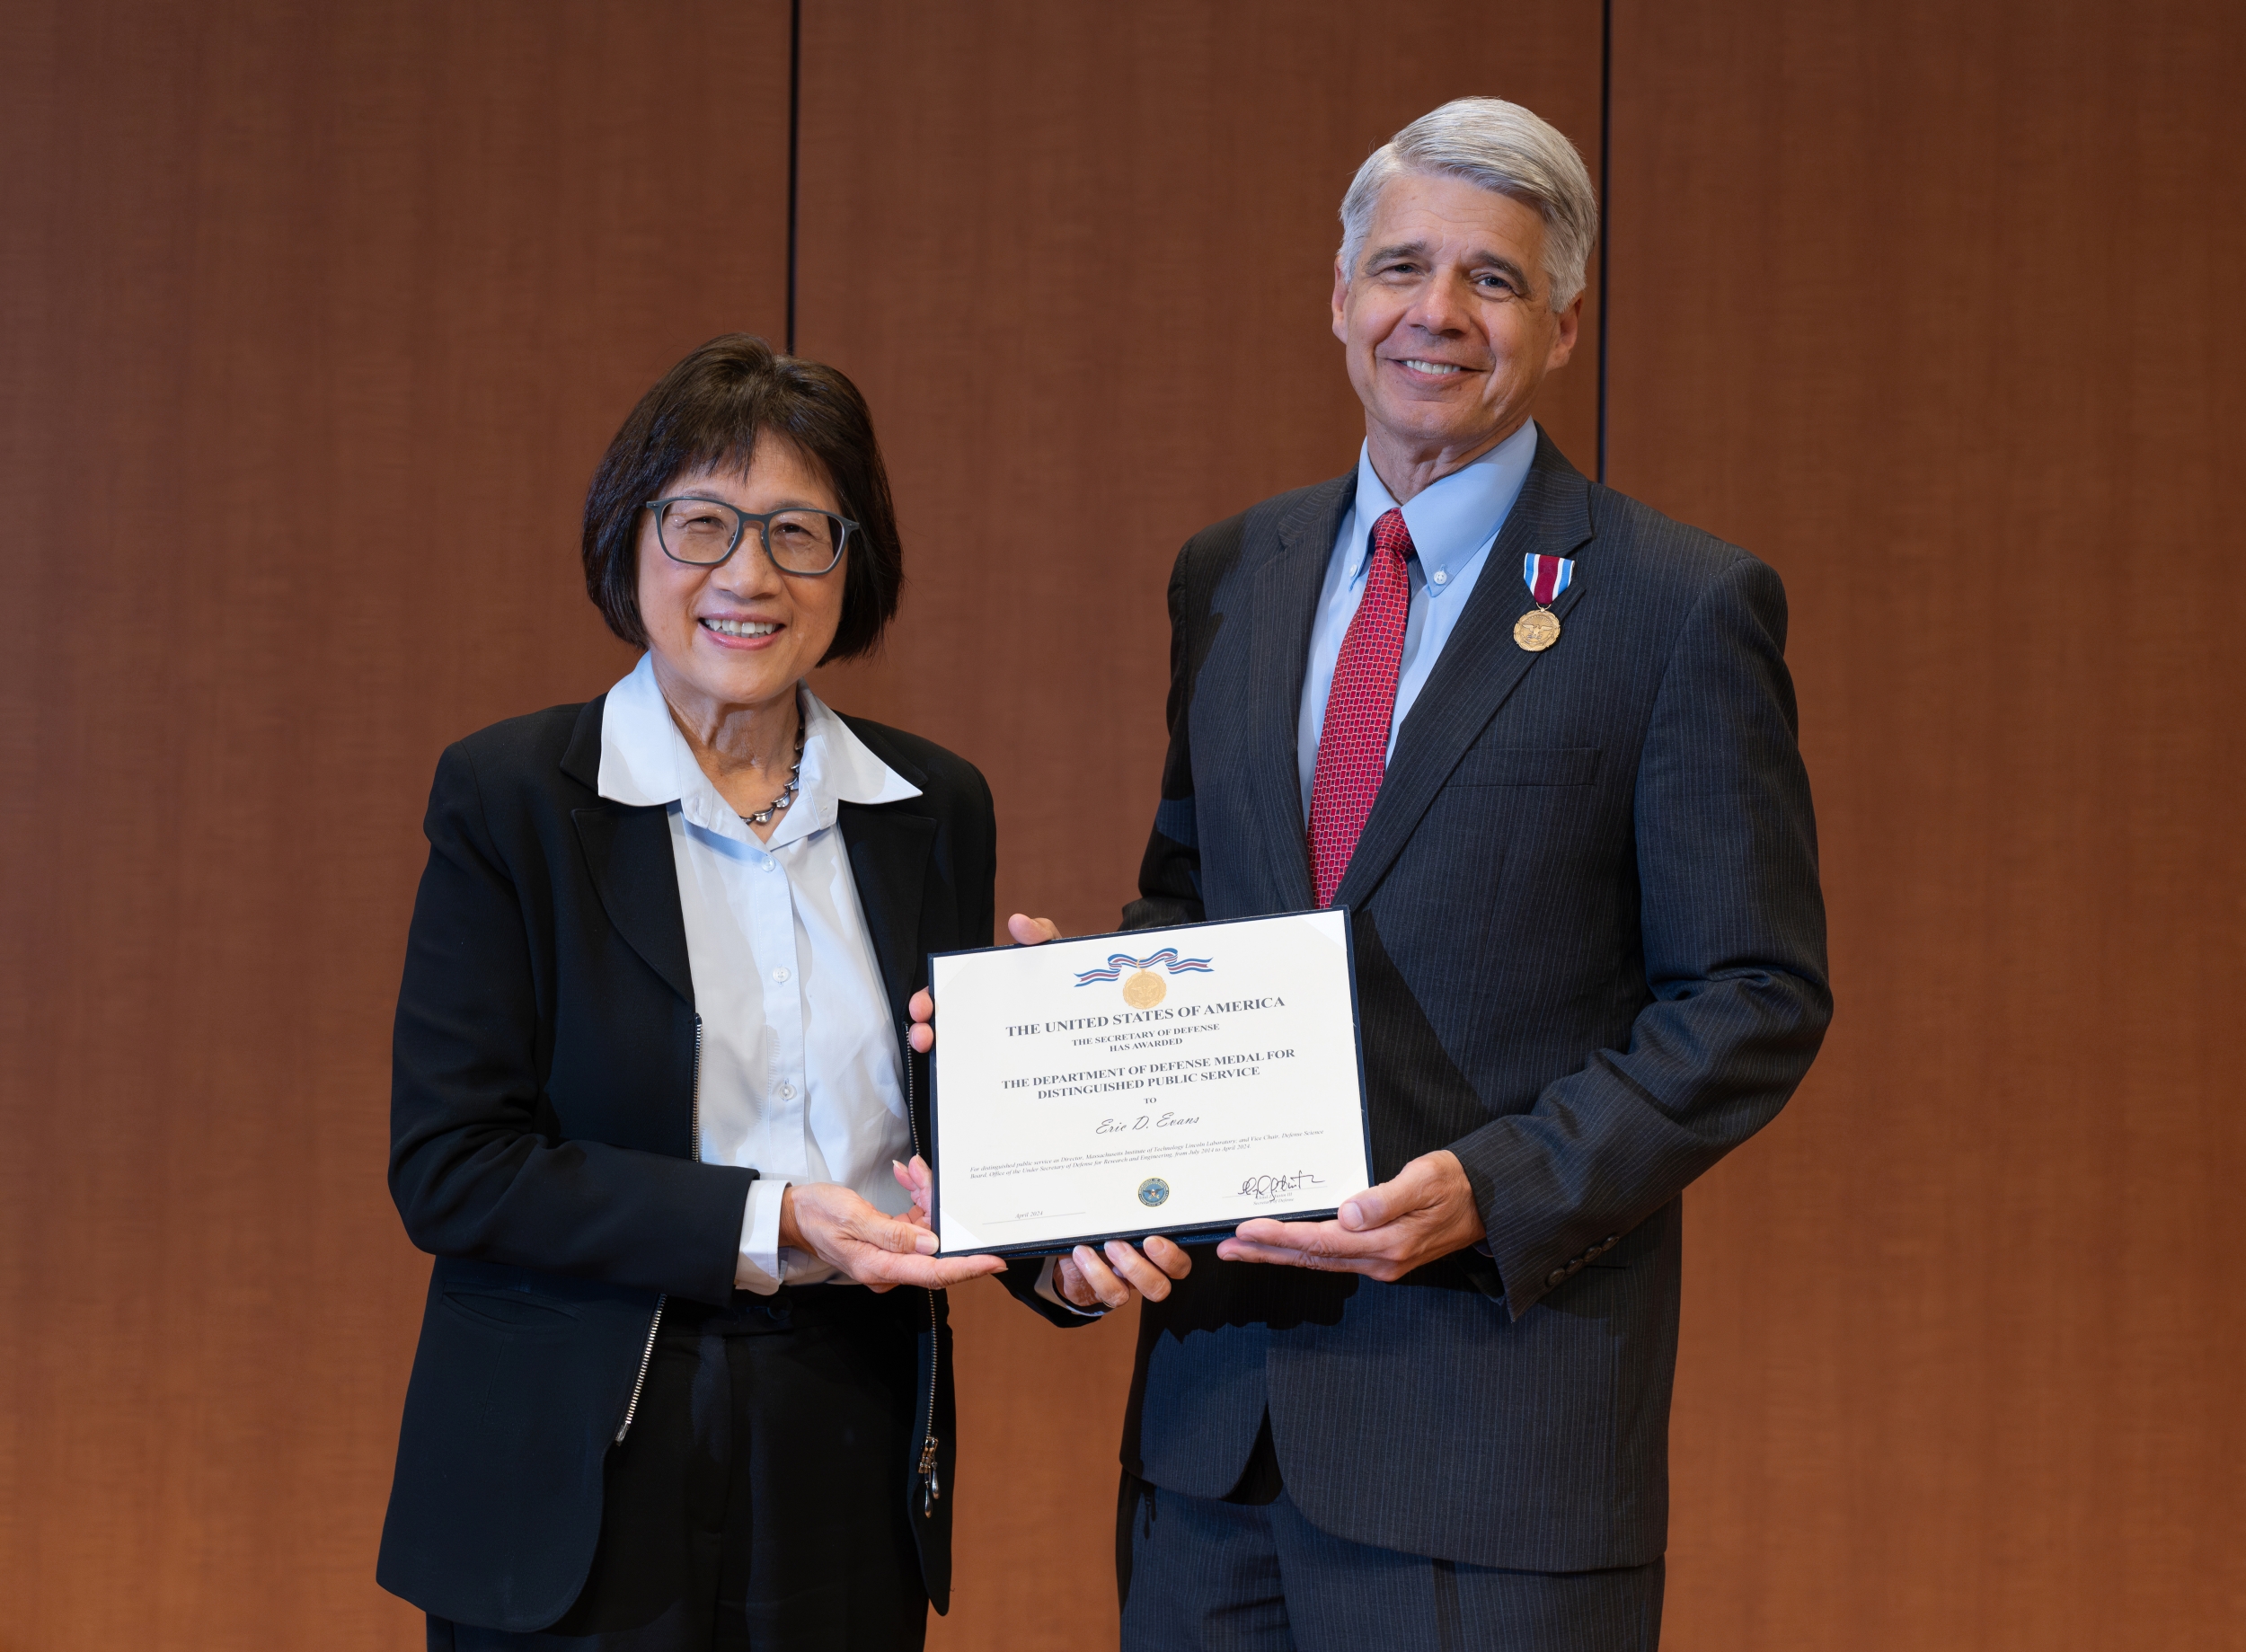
[1308,508,1413,906]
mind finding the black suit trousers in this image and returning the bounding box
[427,1287,930,1652]
[1117,1463,1662,1652]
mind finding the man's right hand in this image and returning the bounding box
[1054,1235,1194,1310]
[907,913,1062,1052]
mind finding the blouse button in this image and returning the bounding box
[772,967,791,984]
[777,1082,796,1100]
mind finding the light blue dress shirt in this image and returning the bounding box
[597,652,924,1293]
[1295,419,1540,820]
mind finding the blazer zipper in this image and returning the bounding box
[616,1012,704,1444]
[906,1030,942,1515]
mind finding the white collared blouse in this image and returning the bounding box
[597,653,921,1292]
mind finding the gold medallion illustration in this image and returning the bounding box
[1074,948,1213,1001]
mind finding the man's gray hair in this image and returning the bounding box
[1339,98,1598,311]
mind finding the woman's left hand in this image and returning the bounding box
[893,1155,936,1227]
[779,1179,1004,1292]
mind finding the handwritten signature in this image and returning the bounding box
[1238,1171,1323,1206]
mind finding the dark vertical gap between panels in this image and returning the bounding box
[785,0,802,354]
[1596,0,1612,484]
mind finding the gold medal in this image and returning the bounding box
[1121,969,1167,1009]
[1513,608,1561,652]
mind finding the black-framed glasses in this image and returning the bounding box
[645,497,856,575]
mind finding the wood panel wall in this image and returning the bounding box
[4,1,2240,1648]
[1605,3,2246,1647]
[793,7,1600,1646]
[0,3,790,1646]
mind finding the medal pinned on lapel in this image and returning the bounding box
[1513,553,1573,652]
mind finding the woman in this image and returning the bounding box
[377,334,1010,1649]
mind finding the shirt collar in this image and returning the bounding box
[1342,417,1540,592]
[596,652,920,847]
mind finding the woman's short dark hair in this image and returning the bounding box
[581,334,903,662]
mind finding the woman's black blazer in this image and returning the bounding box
[376,693,999,1632]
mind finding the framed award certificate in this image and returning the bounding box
[927,909,1372,1258]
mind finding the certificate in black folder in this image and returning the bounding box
[928,909,1372,1258]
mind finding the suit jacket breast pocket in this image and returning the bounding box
[1446,746,1601,788]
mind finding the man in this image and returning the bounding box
[918,96,1828,1650]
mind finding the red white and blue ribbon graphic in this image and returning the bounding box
[1523,553,1574,606]
[1073,948,1215,987]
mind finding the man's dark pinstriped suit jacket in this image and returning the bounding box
[1114,428,1831,1571]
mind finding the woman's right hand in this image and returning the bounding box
[778,1182,1006,1291]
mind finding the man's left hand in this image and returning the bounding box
[1216,1149,1485,1281]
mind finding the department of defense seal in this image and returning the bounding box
[1137,1177,1172,1207]
[1121,968,1167,1009]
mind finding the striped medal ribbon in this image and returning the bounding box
[1514,552,1574,652]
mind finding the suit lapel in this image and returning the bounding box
[560,694,696,1006]
[837,803,936,1030]
[1331,435,1597,911]
[1245,476,1355,912]
[572,803,696,1007]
